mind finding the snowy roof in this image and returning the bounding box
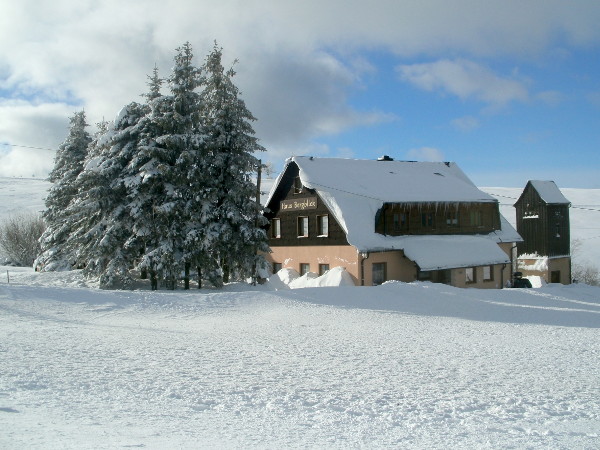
[528,180,570,204]
[267,157,521,263]
[396,235,511,271]
[289,156,497,204]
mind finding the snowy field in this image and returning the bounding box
[1,268,600,448]
[1,178,600,448]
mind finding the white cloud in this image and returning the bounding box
[0,146,54,178]
[1,0,600,176]
[406,147,445,162]
[397,59,529,106]
[451,116,480,132]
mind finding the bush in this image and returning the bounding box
[0,214,46,267]
[572,262,599,286]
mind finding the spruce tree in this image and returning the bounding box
[200,43,268,285]
[71,106,149,288]
[130,43,206,289]
[36,111,91,271]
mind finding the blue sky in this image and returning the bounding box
[1,0,599,188]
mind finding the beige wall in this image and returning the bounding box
[266,244,515,289]
[548,257,571,284]
[451,265,506,289]
[518,256,571,285]
[498,242,517,287]
[266,245,361,284]
[361,250,417,286]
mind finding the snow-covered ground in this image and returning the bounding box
[1,268,600,448]
[0,177,49,221]
[1,178,600,447]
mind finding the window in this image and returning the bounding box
[293,176,302,194]
[297,216,308,237]
[421,212,435,227]
[317,215,329,237]
[446,212,459,227]
[393,213,408,233]
[470,211,482,227]
[319,264,330,276]
[300,263,310,276]
[465,267,476,284]
[372,262,387,285]
[273,262,282,273]
[483,265,493,281]
[271,218,281,238]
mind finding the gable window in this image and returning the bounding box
[319,264,330,276]
[297,216,309,237]
[470,211,482,227]
[293,176,302,194]
[271,218,281,238]
[300,263,310,276]
[372,262,387,285]
[317,215,329,237]
[466,267,476,284]
[483,265,493,281]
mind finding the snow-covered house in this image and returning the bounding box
[264,156,522,288]
[514,180,571,284]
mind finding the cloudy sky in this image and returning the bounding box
[1,0,599,188]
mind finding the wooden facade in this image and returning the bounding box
[375,202,501,236]
[265,163,349,248]
[515,182,570,258]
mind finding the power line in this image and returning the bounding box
[0,143,57,152]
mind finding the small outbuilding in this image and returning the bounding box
[514,180,571,284]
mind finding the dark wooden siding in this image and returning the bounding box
[375,202,501,236]
[265,163,348,247]
[515,183,570,257]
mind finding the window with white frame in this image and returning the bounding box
[483,265,493,281]
[271,218,281,238]
[466,267,476,283]
[300,263,310,275]
[317,215,329,237]
[297,216,308,237]
[372,262,387,285]
[319,264,330,276]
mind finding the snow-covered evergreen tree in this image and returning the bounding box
[69,106,149,288]
[36,111,91,271]
[199,43,268,285]
[129,43,206,289]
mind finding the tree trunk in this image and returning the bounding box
[184,263,190,290]
[150,270,158,291]
[197,266,202,289]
